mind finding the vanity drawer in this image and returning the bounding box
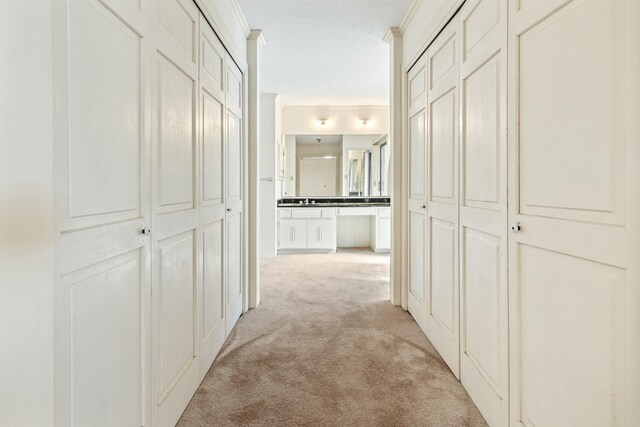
[279,209,292,218]
[291,209,322,219]
[337,207,376,216]
[321,208,336,218]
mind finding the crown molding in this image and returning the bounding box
[400,0,423,33]
[248,29,266,46]
[230,0,251,36]
[383,27,403,43]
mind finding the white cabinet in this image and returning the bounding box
[306,220,335,249]
[370,207,391,253]
[279,219,307,249]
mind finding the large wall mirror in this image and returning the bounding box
[279,134,389,198]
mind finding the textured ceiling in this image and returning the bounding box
[237,0,412,106]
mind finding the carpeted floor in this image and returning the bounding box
[178,250,487,426]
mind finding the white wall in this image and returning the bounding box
[259,94,279,258]
[282,106,390,135]
[0,1,54,425]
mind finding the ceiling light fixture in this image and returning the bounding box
[361,118,370,126]
[319,118,328,126]
[316,138,322,144]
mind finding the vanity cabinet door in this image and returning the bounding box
[279,219,307,249]
[306,220,335,250]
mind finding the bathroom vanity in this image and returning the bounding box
[277,197,391,253]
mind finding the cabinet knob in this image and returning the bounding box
[510,222,521,233]
[141,227,151,235]
[227,208,232,212]
[421,204,426,209]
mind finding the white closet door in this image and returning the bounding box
[458,0,509,425]
[198,18,227,377]
[508,0,640,425]
[407,56,429,330]
[53,0,150,425]
[150,0,200,425]
[225,58,245,334]
[425,16,460,378]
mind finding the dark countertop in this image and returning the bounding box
[278,197,390,208]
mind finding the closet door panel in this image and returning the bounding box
[53,0,151,425]
[425,16,460,378]
[225,58,244,335]
[459,0,508,425]
[198,20,227,377]
[150,1,200,425]
[509,0,639,425]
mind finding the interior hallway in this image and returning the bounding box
[178,250,486,426]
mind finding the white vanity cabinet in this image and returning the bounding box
[306,219,335,249]
[370,207,391,253]
[278,205,389,253]
[278,208,337,252]
[278,219,308,249]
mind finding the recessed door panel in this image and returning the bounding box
[68,0,142,222]
[429,219,455,333]
[227,112,242,202]
[517,244,624,427]
[158,232,196,397]
[409,111,426,199]
[226,212,243,334]
[462,0,499,60]
[430,91,456,202]
[462,228,504,390]
[409,212,426,303]
[203,221,223,337]
[409,64,426,106]
[68,250,143,427]
[202,92,223,203]
[158,57,195,209]
[463,56,500,209]
[518,0,623,224]
[158,0,197,62]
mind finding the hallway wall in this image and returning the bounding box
[0,1,55,425]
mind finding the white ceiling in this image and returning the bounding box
[296,135,343,145]
[237,0,412,107]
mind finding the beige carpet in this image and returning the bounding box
[178,250,487,426]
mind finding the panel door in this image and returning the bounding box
[52,0,151,425]
[150,1,201,426]
[458,0,509,425]
[407,55,428,210]
[279,220,307,249]
[307,219,335,249]
[407,55,429,329]
[425,16,460,378]
[508,0,640,425]
[225,57,245,335]
[198,18,226,377]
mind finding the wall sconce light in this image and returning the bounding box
[361,118,370,126]
[319,118,328,126]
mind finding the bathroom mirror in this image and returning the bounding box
[280,134,389,198]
